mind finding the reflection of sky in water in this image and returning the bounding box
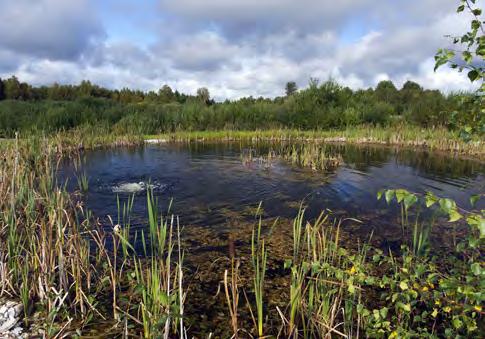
[59,142,485,238]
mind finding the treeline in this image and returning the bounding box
[0,76,477,137]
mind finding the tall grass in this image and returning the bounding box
[250,215,267,337]
[0,135,185,337]
[148,125,485,157]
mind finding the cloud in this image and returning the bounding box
[155,32,243,72]
[0,0,104,61]
[159,0,374,35]
[0,0,478,99]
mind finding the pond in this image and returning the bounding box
[59,141,485,336]
[61,142,484,234]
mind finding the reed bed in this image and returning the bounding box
[0,135,184,337]
[147,125,485,158]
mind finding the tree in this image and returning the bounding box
[196,87,210,104]
[79,80,94,97]
[4,76,22,100]
[0,78,4,100]
[375,80,398,104]
[158,85,174,103]
[434,0,484,135]
[285,81,298,96]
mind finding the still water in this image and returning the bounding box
[60,142,485,241]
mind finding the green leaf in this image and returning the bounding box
[468,70,479,82]
[467,214,485,238]
[397,302,411,312]
[399,281,409,290]
[452,317,463,329]
[377,190,384,200]
[471,20,480,30]
[457,4,465,12]
[439,198,456,212]
[470,194,481,207]
[470,263,481,276]
[448,209,463,222]
[425,192,438,208]
[385,190,395,205]
[395,189,408,203]
[404,194,418,210]
[463,51,473,63]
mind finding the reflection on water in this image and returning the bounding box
[59,142,485,239]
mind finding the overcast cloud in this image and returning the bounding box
[0,0,477,99]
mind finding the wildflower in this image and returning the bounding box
[421,286,429,292]
[431,308,438,318]
[474,305,482,312]
[443,306,452,313]
[349,266,356,274]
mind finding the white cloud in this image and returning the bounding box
[0,0,478,99]
[0,0,104,60]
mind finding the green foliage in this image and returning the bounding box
[285,81,298,96]
[370,189,484,337]
[0,77,479,136]
[435,0,485,134]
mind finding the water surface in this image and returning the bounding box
[60,142,484,242]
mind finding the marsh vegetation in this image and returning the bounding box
[0,134,483,337]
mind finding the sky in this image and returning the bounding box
[0,0,478,100]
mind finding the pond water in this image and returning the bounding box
[61,141,485,243]
[59,141,485,335]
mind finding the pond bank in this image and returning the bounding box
[145,127,485,160]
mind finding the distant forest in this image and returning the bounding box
[0,75,479,137]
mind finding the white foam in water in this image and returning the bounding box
[110,181,167,193]
[112,182,146,193]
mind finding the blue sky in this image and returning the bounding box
[0,0,476,99]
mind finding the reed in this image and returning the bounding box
[147,125,485,158]
[250,215,267,337]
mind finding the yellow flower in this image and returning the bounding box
[389,331,398,339]
[431,308,438,318]
[348,266,356,274]
[443,306,452,313]
[474,305,482,312]
[434,300,441,306]
[421,286,429,292]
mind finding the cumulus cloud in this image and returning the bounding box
[0,0,104,60]
[0,0,477,99]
